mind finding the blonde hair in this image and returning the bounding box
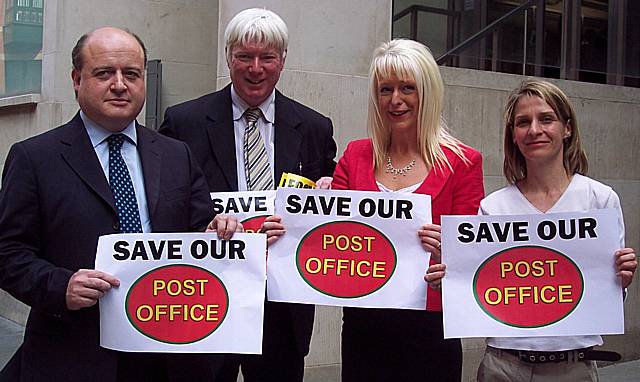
[224,8,288,63]
[503,78,588,184]
[368,39,468,172]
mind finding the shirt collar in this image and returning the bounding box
[81,111,138,148]
[230,84,276,124]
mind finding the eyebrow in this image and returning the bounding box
[91,66,142,73]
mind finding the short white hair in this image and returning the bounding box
[224,8,288,62]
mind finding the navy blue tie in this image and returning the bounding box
[108,134,143,233]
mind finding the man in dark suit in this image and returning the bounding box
[0,27,235,382]
[160,8,337,382]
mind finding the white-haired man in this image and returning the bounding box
[160,8,337,382]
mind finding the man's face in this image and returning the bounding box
[72,28,146,132]
[228,41,285,107]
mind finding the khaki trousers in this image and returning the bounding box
[477,346,599,382]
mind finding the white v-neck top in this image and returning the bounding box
[479,174,625,351]
[376,181,422,193]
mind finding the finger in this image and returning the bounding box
[420,240,441,260]
[264,215,282,223]
[615,253,636,266]
[223,219,239,240]
[266,229,286,238]
[83,277,115,292]
[235,222,244,232]
[619,271,635,288]
[420,236,441,249]
[67,295,99,310]
[419,223,441,232]
[427,263,446,273]
[77,288,105,300]
[617,259,638,271]
[215,217,228,239]
[209,215,231,238]
[418,229,441,247]
[267,236,282,246]
[424,271,445,283]
[263,222,285,232]
[75,270,120,287]
[94,272,120,287]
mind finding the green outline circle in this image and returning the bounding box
[472,245,584,328]
[295,220,397,298]
[125,263,230,344]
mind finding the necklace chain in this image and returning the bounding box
[385,156,416,178]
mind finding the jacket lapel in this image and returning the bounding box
[137,124,161,217]
[206,85,238,190]
[417,153,454,201]
[60,113,116,212]
[274,91,302,181]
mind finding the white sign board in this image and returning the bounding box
[96,232,266,353]
[267,188,431,309]
[442,209,623,338]
[211,191,275,233]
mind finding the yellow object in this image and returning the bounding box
[278,172,316,188]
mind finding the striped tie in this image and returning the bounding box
[243,108,274,190]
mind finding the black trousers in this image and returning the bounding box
[341,309,462,382]
[116,352,222,382]
[216,301,306,382]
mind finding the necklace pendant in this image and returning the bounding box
[385,156,416,179]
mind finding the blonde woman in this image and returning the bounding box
[331,39,484,381]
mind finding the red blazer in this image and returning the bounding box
[332,138,484,311]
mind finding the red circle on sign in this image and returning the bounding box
[473,245,583,328]
[296,221,396,298]
[241,215,268,233]
[126,264,229,344]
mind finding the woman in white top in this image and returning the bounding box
[426,79,637,382]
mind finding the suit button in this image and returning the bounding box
[113,221,120,231]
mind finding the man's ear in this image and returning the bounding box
[72,69,81,90]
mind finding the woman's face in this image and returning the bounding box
[377,73,419,133]
[512,95,571,165]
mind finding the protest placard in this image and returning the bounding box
[95,232,266,353]
[267,188,431,309]
[441,209,623,338]
[211,191,275,233]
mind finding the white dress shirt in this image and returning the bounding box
[81,111,151,232]
[231,85,276,191]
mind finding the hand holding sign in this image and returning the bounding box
[206,214,243,240]
[315,176,333,190]
[66,269,120,310]
[418,223,442,262]
[424,263,445,291]
[615,248,637,288]
[262,215,286,246]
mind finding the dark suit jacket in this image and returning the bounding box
[159,84,337,356]
[0,113,215,382]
